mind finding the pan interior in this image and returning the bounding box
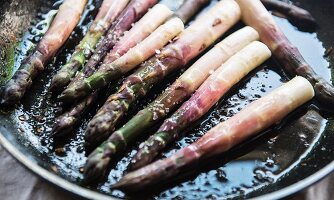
[0,0,333,199]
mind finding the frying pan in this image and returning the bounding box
[0,0,334,199]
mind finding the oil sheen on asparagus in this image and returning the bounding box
[114,76,315,191]
[1,0,87,106]
[130,41,271,170]
[83,0,241,183]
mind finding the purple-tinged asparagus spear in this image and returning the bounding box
[260,0,317,32]
[114,76,315,191]
[83,0,241,183]
[129,40,269,170]
[1,0,87,106]
[236,0,334,109]
[49,0,130,92]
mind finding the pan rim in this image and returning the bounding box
[1,131,333,200]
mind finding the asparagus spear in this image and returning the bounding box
[84,0,241,182]
[114,76,315,191]
[129,41,271,170]
[260,0,317,32]
[53,0,209,137]
[235,0,334,108]
[0,0,87,106]
[78,0,158,84]
[49,0,130,92]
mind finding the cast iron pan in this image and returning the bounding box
[0,0,334,199]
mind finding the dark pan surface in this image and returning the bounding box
[0,0,334,199]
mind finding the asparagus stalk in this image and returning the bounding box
[84,0,241,182]
[78,0,158,84]
[114,76,315,191]
[260,0,317,32]
[49,0,130,92]
[235,0,334,108]
[53,17,183,136]
[53,0,211,137]
[0,0,87,106]
[129,41,271,170]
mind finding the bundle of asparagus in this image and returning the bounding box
[66,4,173,92]
[53,11,184,136]
[236,0,334,108]
[114,76,315,191]
[129,41,271,170]
[0,0,88,106]
[52,0,210,136]
[52,4,174,136]
[49,0,130,92]
[81,25,259,168]
[83,0,241,182]
[69,0,158,89]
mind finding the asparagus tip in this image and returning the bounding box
[0,85,21,107]
[50,73,70,92]
[51,115,76,137]
[83,148,111,183]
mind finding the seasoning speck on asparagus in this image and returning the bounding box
[114,76,315,191]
